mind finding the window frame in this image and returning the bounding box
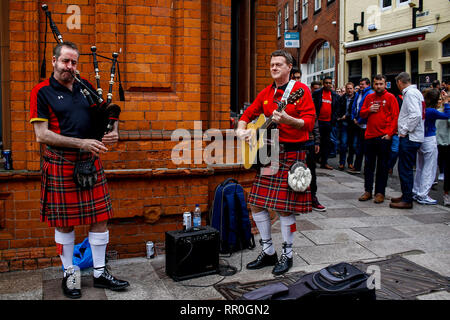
[294,0,299,27]
[277,10,282,39]
[302,0,309,21]
[380,0,392,11]
[284,3,289,31]
[396,0,411,7]
[314,0,321,13]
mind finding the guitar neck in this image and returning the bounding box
[262,100,287,130]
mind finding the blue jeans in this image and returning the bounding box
[354,127,366,171]
[398,136,421,203]
[337,122,349,166]
[388,134,399,170]
[330,125,338,156]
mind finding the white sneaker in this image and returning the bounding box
[416,196,438,205]
[438,173,444,181]
[412,194,418,201]
[444,194,450,207]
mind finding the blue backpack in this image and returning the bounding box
[210,178,255,254]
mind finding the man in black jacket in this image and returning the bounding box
[312,76,340,169]
[336,82,356,170]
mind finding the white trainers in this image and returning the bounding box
[444,194,450,207]
[416,195,438,205]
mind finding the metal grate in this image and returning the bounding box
[215,256,450,300]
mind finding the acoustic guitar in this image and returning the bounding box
[242,88,305,169]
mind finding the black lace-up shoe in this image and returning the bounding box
[93,267,130,291]
[272,253,293,276]
[62,274,82,299]
[246,251,278,270]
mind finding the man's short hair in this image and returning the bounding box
[310,81,322,88]
[271,50,294,66]
[432,80,440,88]
[395,72,411,84]
[345,82,354,87]
[373,74,387,82]
[53,41,79,60]
[291,67,301,76]
[323,76,333,82]
[360,77,371,85]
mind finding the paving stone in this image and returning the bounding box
[393,224,450,238]
[358,234,450,257]
[403,252,450,277]
[296,219,322,231]
[320,207,371,218]
[295,242,377,265]
[406,212,450,224]
[417,291,450,300]
[325,192,363,200]
[352,226,410,241]
[301,229,370,245]
[306,215,420,230]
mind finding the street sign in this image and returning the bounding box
[284,32,300,48]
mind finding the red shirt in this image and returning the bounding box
[359,90,399,139]
[240,81,316,143]
[318,90,332,122]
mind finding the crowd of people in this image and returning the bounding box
[292,67,450,209]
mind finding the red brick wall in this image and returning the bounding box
[0,0,277,272]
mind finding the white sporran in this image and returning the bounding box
[287,162,311,192]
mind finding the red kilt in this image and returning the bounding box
[248,151,312,214]
[40,148,113,227]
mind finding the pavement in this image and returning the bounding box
[0,163,449,301]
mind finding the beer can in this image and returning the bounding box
[2,150,12,170]
[183,211,192,231]
[146,241,155,259]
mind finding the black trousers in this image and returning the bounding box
[318,120,332,166]
[305,145,317,198]
[364,136,392,195]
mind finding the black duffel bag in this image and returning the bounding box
[241,262,376,301]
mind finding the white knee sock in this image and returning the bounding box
[55,230,75,276]
[89,231,109,278]
[279,214,296,258]
[252,210,275,255]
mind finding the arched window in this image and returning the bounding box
[306,41,335,85]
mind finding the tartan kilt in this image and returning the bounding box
[40,148,113,227]
[248,150,312,214]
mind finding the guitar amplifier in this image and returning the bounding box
[165,226,220,281]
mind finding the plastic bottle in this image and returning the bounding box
[193,204,201,227]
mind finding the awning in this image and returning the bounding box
[344,25,435,53]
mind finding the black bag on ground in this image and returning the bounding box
[241,262,376,301]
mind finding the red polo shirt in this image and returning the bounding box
[359,90,399,139]
[240,81,316,143]
[318,90,332,122]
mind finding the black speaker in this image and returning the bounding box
[165,226,219,281]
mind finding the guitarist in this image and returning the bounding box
[236,50,316,275]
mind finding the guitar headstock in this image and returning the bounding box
[286,88,304,105]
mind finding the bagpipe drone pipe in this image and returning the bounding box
[40,4,125,141]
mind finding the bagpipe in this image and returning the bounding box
[40,4,124,141]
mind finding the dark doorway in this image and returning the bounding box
[231,0,256,116]
[382,52,405,96]
[348,59,362,87]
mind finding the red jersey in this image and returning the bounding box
[359,90,399,139]
[318,90,332,122]
[240,81,316,143]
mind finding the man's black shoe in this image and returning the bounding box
[272,254,293,276]
[246,251,278,270]
[62,274,82,299]
[93,267,130,291]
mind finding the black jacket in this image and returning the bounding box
[312,88,340,124]
[337,93,355,123]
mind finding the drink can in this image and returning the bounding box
[183,211,192,231]
[146,241,155,259]
[2,150,12,170]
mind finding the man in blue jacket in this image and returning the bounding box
[348,78,374,174]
